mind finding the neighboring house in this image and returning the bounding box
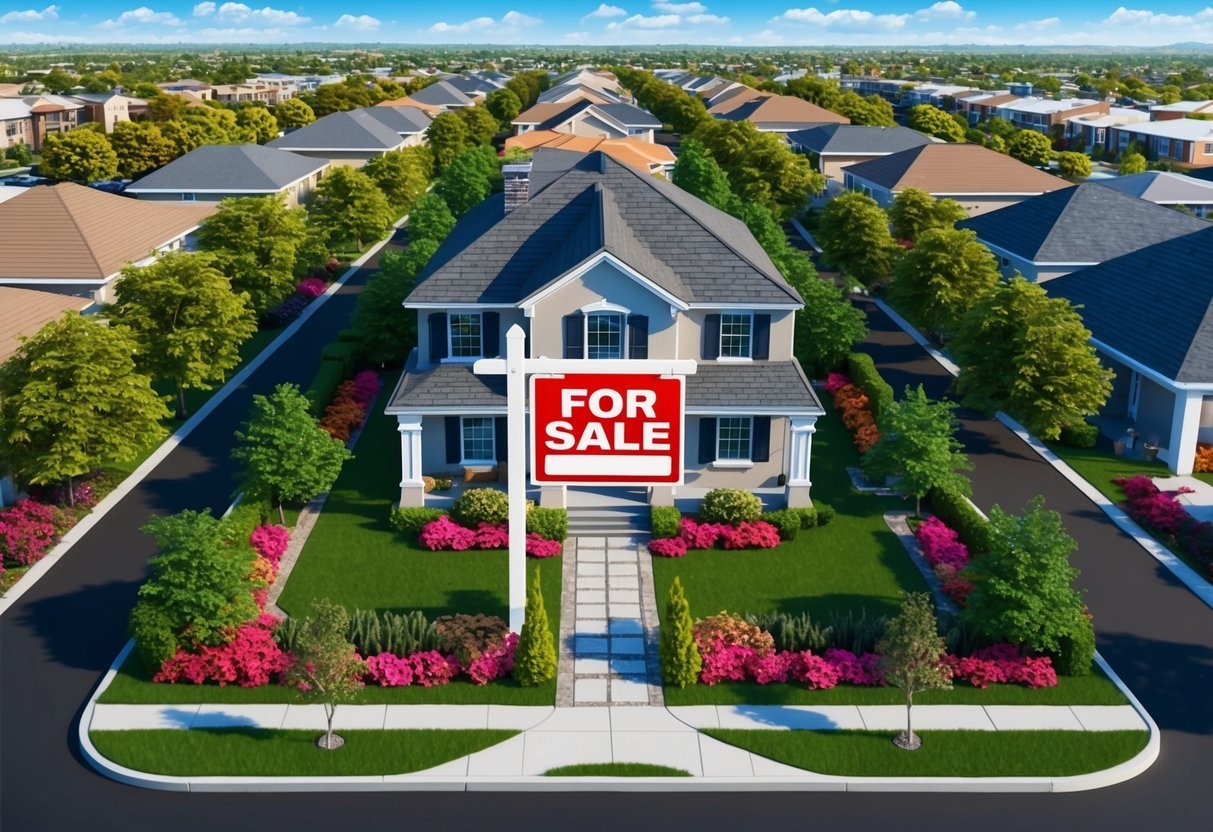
[404,80,475,112]
[504,133,676,176]
[550,69,621,98]
[714,94,849,133]
[1106,118,1213,167]
[377,95,443,117]
[962,93,1024,124]
[1045,226,1213,474]
[1065,107,1149,150]
[0,183,213,303]
[387,151,822,512]
[446,75,505,101]
[19,95,82,151]
[957,182,1209,282]
[705,84,763,113]
[0,99,33,152]
[125,144,329,206]
[1149,100,1213,120]
[211,83,292,105]
[512,99,660,142]
[902,84,984,109]
[537,83,623,106]
[1098,170,1213,217]
[266,108,410,167]
[787,124,933,181]
[990,97,1109,134]
[360,105,432,145]
[842,144,1068,217]
[66,93,147,132]
[155,79,213,100]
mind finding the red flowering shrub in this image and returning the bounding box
[823,372,853,395]
[1115,475,1192,534]
[788,651,842,689]
[944,643,1058,689]
[154,613,291,687]
[417,516,562,557]
[0,499,62,565]
[250,524,289,566]
[824,648,885,686]
[720,520,781,550]
[679,517,729,549]
[296,278,327,299]
[700,643,753,685]
[467,632,518,685]
[915,516,970,571]
[350,371,381,407]
[940,574,975,606]
[649,536,689,558]
[420,515,477,551]
[745,650,794,684]
[319,399,366,442]
[525,533,562,558]
[831,383,881,453]
[852,423,881,454]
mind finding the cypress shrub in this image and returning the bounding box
[847,352,894,424]
[660,577,702,687]
[513,567,557,687]
[651,506,682,539]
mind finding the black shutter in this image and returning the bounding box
[494,417,508,462]
[428,312,447,361]
[702,314,721,360]
[444,416,461,464]
[751,416,771,462]
[698,417,717,464]
[482,311,500,358]
[752,315,771,360]
[628,315,649,359]
[563,312,584,359]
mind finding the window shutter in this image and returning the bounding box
[698,417,717,464]
[494,417,508,462]
[628,315,649,359]
[563,312,584,359]
[482,312,500,358]
[751,416,771,462]
[428,313,448,362]
[444,416,461,464]
[702,314,721,360]
[752,315,771,360]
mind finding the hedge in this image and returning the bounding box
[847,352,894,425]
[304,360,346,416]
[526,507,569,542]
[928,487,990,554]
[321,341,357,378]
[651,506,681,539]
[389,506,447,535]
[1059,421,1098,449]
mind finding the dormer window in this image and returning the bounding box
[586,312,624,359]
[719,313,753,358]
[449,313,482,358]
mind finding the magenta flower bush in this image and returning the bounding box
[154,613,291,687]
[467,632,518,684]
[823,372,852,395]
[364,651,462,687]
[788,651,842,690]
[296,277,327,299]
[679,518,730,549]
[1114,474,1213,576]
[944,643,1058,689]
[349,371,381,407]
[0,499,62,565]
[250,524,289,565]
[720,520,781,550]
[649,536,689,558]
[915,516,969,571]
[525,533,562,558]
[418,517,563,558]
[420,515,477,551]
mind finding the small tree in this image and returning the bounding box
[109,121,176,180]
[877,592,952,751]
[457,105,501,148]
[887,227,1000,336]
[434,148,493,217]
[307,166,393,252]
[888,188,966,243]
[408,192,456,247]
[816,190,897,285]
[363,146,432,214]
[231,383,353,523]
[39,129,119,182]
[283,599,365,750]
[352,238,440,365]
[660,577,701,687]
[907,104,964,142]
[1118,151,1147,175]
[236,105,280,144]
[1007,130,1054,168]
[485,87,523,129]
[671,138,739,213]
[513,566,557,687]
[425,112,468,172]
[1056,151,1092,179]
[274,97,315,131]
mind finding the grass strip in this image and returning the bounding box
[544,763,692,777]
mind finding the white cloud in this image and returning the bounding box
[584,3,626,19]
[502,10,541,26]
[915,1,974,21]
[334,13,380,30]
[98,7,183,28]
[653,1,704,12]
[0,5,58,24]
[687,13,729,24]
[6,29,87,42]
[773,8,910,29]
[429,10,539,32]
[192,2,215,16]
[1015,16,1059,30]
[607,12,682,28]
[213,3,310,25]
[1103,6,1213,26]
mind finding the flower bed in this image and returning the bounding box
[823,373,880,454]
[1114,474,1213,576]
[914,516,974,606]
[319,371,381,443]
[416,512,564,558]
[262,278,330,328]
[649,517,781,558]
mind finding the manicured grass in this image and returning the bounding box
[90,728,516,777]
[544,763,692,777]
[0,564,32,595]
[703,729,1149,777]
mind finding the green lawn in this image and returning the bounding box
[545,763,692,777]
[90,728,515,776]
[703,729,1149,777]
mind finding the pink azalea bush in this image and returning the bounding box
[720,520,781,550]
[0,499,62,565]
[250,524,289,566]
[915,516,969,571]
[364,651,462,687]
[679,518,730,549]
[420,515,477,551]
[788,651,842,689]
[944,643,1058,689]
[525,533,562,558]
[473,523,510,549]
[154,613,291,687]
[296,277,327,299]
[349,371,381,407]
[418,517,563,558]
[649,536,689,558]
[467,632,518,684]
[1115,475,1192,535]
[822,372,853,395]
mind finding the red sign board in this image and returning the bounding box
[530,373,684,485]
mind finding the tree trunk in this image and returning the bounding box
[65,475,74,508]
[906,690,913,745]
[915,494,921,517]
[278,499,286,526]
[325,703,335,749]
[176,384,188,421]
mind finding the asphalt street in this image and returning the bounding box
[1,265,1209,831]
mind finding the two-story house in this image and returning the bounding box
[385,151,823,512]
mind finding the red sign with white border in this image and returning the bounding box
[530,373,684,486]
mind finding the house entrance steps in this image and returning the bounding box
[565,487,650,536]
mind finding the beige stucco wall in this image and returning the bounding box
[683,415,788,489]
[821,153,878,181]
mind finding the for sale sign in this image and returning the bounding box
[530,373,684,485]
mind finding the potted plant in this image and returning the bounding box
[1114,437,1126,456]
[1143,434,1160,463]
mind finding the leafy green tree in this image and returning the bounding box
[950,277,1113,440]
[232,383,352,524]
[307,165,394,251]
[183,106,245,145]
[1007,130,1054,167]
[146,93,187,122]
[908,104,965,142]
[158,119,203,158]
[863,385,972,515]
[1057,151,1092,180]
[196,195,311,314]
[0,314,169,501]
[671,138,739,213]
[364,146,433,214]
[691,119,821,220]
[485,87,522,129]
[888,188,966,242]
[1119,151,1147,175]
[877,593,952,751]
[457,105,501,147]
[352,238,440,365]
[425,112,468,172]
[816,190,897,284]
[308,82,371,117]
[408,192,456,246]
[434,148,493,217]
[888,228,1000,335]
[838,90,896,126]
[109,121,176,180]
[505,77,537,109]
[4,141,32,167]
[274,97,315,131]
[660,577,701,687]
[793,270,869,375]
[236,105,280,144]
[108,252,257,419]
[283,599,365,750]
[513,566,557,687]
[39,129,119,182]
[41,68,76,94]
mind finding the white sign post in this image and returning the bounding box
[475,324,696,632]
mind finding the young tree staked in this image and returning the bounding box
[888,227,1001,336]
[283,599,365,750]
[877,592,952,751]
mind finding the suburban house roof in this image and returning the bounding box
[966,93,1022,108]
[0,286,91,363]
[716,94,849,129]
[513,98,659,130]
[407,151,802,307]
[375,95,442,116]
[1111,117,1213,142]
[1044,227,1213,383]
[0,183,213,282]
[405,80,474,108]
[538,83,621,105]
[706,85,764,113]
[957,182,1209,264]
[0,99,31,120]
[788,124,933,155]
[359,104,432,135]
[504,133,676,174]
[844,144,1067,196]
[267,108,406,152]
[446,75,502,96]
[126,144,328,194]
[1098,170,1213,205]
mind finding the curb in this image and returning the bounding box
[0,227,401,620]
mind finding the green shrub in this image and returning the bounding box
[762,509,801,541]
[928,487,990,553]
[430,474,453,491]
[452,487,510,526]
[0,158,18,170]
[129,601,179,669]
[746,611,830,653]
[847,352,894,424]
[389,506,446,535]
[1060,421,1099,449]
[700,488,763,524]
[277,608,439,655]
[1053,617,1096,676]
[320,341,356,377]
[514,567,556,687]
[337,328,359,344]
[651,506,682,539]
[660,577,701,687]
[793,506,819,529]
[223,500,271,543]
[434,613,509,666]
[826,608,889,655]
[814,502,835,526]
[304,360,345,415]
[526,507,568,541]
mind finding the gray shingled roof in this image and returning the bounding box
[127,144,326,193]
[1097,170,1213,205]
[687,362,822,412]
[386,356,507,413]
[596,103,661,128]
[538,83,621,105]
[362,105,432,135]
[788,124,932,155]
[267,108,405,151]
[1044,226,1213,383]
[407,80,474,108]
[958,182,1210,264]
[406,151,802,307]
[447,76,500,96]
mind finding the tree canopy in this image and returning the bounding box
[1056,151,1092,179]
[352,238,440,366]
[425,112,468,172]
[816,190,897,284]
[691,119,821,220]
[670,138,738,213]
[908,104,965,142]
[274,97,315,131]
[307,165,394,252]
[485,87,523,129]
[1007,130,1054,168]
[39,129,120,182]
[408,192,456,247]
[888,188,966,243]
[363,146,433,214]
[434,147,495,217]
[888,227,1000,335]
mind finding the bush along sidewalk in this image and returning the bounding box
[1114,474,1213,578]
[389,488,567,559]
[647,488,834,558]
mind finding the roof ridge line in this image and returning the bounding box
[55,186,111,280]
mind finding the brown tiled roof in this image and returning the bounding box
[513,101,580,124]
[0,183,214,282]
[716,94,850,127]
[504,131,675,173]
[376,95,442,116]
[966,93,1022,108]
[0,287,91,363]
[844,143,1069,195]
[707,85,764,114]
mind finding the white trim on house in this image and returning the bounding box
[520,251,690,315]
[685,302,800,310]
[405,302,516,310]
[686,406,824,416]
[978,239,1098,269]
[1089,337,1213,393]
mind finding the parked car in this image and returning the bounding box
[87,179,128,195]
[0,174,52,187]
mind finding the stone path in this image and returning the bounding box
[556,535,664,707]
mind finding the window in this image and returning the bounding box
[717,417,753,461]
[181,193,196,202]
[1096,128,1106,144]
[1205,143,1213,155]
[719,313,753,358]
[461,417,494,462]
[1158,138,1170,158]
[449,313,482,358]
[586,312,624,359]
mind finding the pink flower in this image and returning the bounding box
[296,277,326,298]
[648,536,688,558]
[419,515,477,551]
[915,516,969,570]
[719,521,781,550]
[788,651,841,690]
[822,372,853,395]
[0,499,61,565]
[467,632,518,685]
[154,618,291,687]
[525,533,562,558]
[249,524,289,564]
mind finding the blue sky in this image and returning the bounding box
[3,2,1213,46]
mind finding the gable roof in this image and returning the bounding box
[514,98,658,130]
[716,94,849,128]
[538,83,620,105]
[504,132,675,174]
[406,151,801,308]
[1097,170,1213,205]
[359,104,432,135]
[0,287,91,363]
[957,182,1209,264]
[446,75,501,96]
[1044,227,1213,383]
[845,144,1067,195]
[788,124,933,155]
[706,85,763,113]
[267,108,406,152]
[0,183,213,281]
[126,144,328,194]
[406,80,474,108]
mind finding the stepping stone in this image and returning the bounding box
[574,678,608,704]
[578,576,606,590]
[576,589,606,605]
[609,589,641,605]
[610,577,640,591]
[574,657,610,675]
[608,563,637,577]
[608,619,643,636]
[607,549,637,562]
[577,548,606,563]
[573,635,608,656]
[610,676,651,703]
[575,620,608,636]
[578,562,605,576]
[607,658,647,675]
[610,636,645,656]
[576,603,607,619]
[609,602,642,618]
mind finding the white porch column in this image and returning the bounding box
[786,417,816,508]
[1167,390,1204,475]
[504,326,527,634]
[397,415,425,507]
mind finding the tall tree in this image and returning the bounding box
[407,192,456,247]
[888,227,1000,335]
[877,593,952,751]
[363,146,433,214]
[816,190,897,285]
[39,129,119,183]
[1007,130,1054,168]
[434,148,493,217]
[236,105,280,144]
[352,238,440,365]
[108,252,257,419]
[146,93,187,122]
[307,165,393,251]
[425,112,468,172]
[888,188,966,243]
[908,104,965,142]
[108,121,176,180]
[183,106,244,145]
[283,599,365,750]
[457,105,500,147]
[485,87,522,129]
[671,138,739,213]
[274,97,315,131]
[0,314,170,500]
[691,119,821,220]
